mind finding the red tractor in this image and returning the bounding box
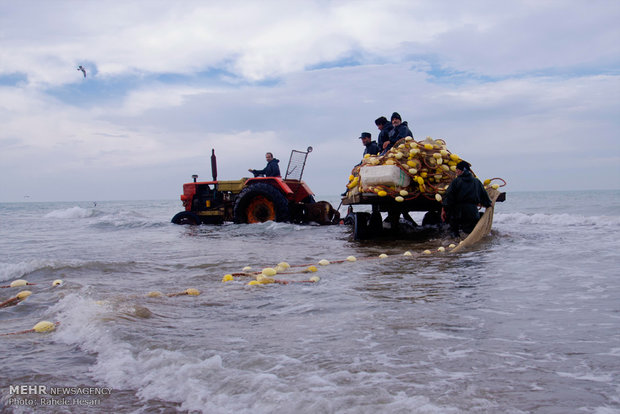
[171,147,338,225]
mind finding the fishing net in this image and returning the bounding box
[344,136,505,204]
[451,186,502,252]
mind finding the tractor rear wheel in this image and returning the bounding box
[233,183,289,223]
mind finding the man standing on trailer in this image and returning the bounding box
[441,161,492,237]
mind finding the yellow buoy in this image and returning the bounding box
[16,290,32,300]
[52,279,63,286]
[423,250,432,255]
[364,153,370,158]
[424,144,433,150]
[440,150,449,157]
[377,190,387,197]
[437,246,446,252]
[242,266,252,272]
[277,262,290,269]
[435,194,442,202]
[262,267,277,276]
[318,259,330,266]
[306,265,318,273]
[379,253,388,258]
[395,196,404,202]
[408,168,418,175]
[400,190,409,196]
[33,321,56,333]
[483,179,491,186]
[256,275,274,284]
[222,274,234,282]
[492,184,499,189]
[347,177,359,189]
[10,279,28,288]
[346,256,357,262]
[449,243,456,248]
[248,280,260,286]
[185,288,201,296]
[450,154,459,161]
[146,291,163,297]
[309,276,320,283]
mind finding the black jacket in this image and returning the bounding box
[363,140,381,156]
[252,158,281,177]
[385,121,412,151]
[443,170,492,232]
[377,124,394,150]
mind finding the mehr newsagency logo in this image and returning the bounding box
[7,384,112,407]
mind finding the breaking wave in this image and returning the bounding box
[494,212,620,227]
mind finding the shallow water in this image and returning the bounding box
[1,191,619,413]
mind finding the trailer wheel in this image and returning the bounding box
[352,212,371,240]
[233,183,289,223]
[171,211,201,225]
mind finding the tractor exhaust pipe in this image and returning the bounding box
[211,149,218,182]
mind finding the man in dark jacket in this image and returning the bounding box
[359,132,380,156]
[441,161,492,236]
[385,112,413,152]
[249,152,281,177]
[375,116,393,152]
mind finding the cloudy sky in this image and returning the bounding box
[0,0,618,202]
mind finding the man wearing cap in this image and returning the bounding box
[374,116,393,152]
[385,112,413,152]
[441,161,492,237]
[359,132,380,156]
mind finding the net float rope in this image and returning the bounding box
[0,290,32,309]
[1,279,37,288]
[220,243,467,285]
[0,321,60,336]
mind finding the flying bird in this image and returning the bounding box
[77,65,86,78]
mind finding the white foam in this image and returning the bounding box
[0,258,72,281]
[494,212,620,227]
[47,294,466,413]
[44,206,95,219]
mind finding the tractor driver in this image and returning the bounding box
[249,152,281,177]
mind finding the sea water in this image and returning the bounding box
[0,191,619,413]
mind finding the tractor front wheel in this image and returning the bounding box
[171,211,201,225]
[233,183,289,223]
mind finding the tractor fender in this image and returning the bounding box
[243,177,294,196]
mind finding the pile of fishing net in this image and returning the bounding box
[344,136,499,203]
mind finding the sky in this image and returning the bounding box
[0,0,619,202]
